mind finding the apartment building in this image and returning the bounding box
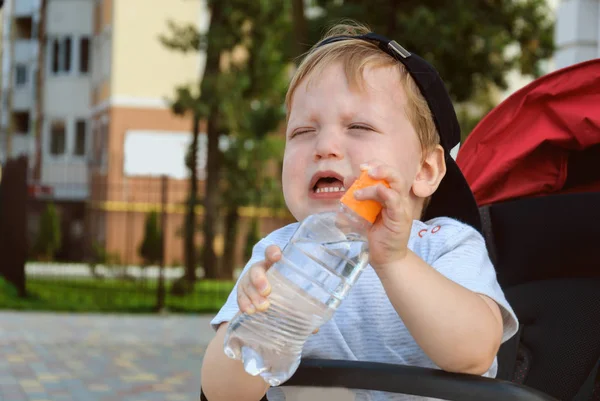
[1,0,291,268]
[1,0,42,170]
[87,0,211,266]
[0,0,211,264]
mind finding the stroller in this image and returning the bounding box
[200,59,600,400]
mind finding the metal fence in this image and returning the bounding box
[0,157,293,314]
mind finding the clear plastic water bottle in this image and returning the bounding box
[223,170,388,386]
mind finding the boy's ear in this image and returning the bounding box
[412,145,446,198]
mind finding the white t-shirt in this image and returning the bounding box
[210,217,519,401]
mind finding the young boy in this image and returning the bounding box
[201,22,518,401]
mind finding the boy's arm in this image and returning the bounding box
[201,322,270,401]
[376,250,504,376]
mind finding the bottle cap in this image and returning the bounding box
[340,169,390,223]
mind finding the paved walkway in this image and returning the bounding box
[0,312,216,401]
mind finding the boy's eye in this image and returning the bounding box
[349,124,373,131]
[290,128,313,138]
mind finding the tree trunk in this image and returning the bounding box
[202,107,220,279]
[220,205,239,280]
[291,0,309,58]
[183,113,200,283]
[199,0,224,280]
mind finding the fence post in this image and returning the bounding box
[156,174,168,312]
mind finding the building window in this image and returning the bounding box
[64,37,72,73]
[74,120,87,156]
[49,36,73,74]
[15,64,28,86]
[79,37,90,73]
[13,112,30,134]
[52,39,60,73]
[50,120,66,156]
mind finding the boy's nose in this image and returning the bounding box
[313,131,344,161]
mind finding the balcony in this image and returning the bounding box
[14,0,39,17]
[13,85,34,110]
[0,132,35,161]
[41,160,89,200]
[14,39,38,63]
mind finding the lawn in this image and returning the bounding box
[0,276,235,314]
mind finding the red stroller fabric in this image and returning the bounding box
[456,59,600,206]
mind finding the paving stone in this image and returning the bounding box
[0,312,214,400]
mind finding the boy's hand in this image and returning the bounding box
[349,160,414,271]
[237,245,281,314]
[236,245,321,335]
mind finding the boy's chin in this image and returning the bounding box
[304,199,342,215]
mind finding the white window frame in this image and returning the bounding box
[48,35,73,76]
[48,34,92,77]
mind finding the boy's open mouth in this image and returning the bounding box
[313,177,346,194]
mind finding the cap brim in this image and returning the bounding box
[422,153,483,233]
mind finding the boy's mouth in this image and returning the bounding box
[309,171,346,198]
[313,177,346,194]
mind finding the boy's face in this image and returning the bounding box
[282,61,425,222]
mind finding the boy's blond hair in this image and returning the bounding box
[285,22,440,156]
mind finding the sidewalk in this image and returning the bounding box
[0,311,216,401]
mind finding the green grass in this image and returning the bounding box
[0,276,235,314]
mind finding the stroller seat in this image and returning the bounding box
[483,191,600,401]
[200,192,600,400]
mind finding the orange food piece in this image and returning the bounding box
[341,169,390,223]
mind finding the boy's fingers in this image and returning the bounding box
[237,290,256,314]
[264,245,282,267]
[243,276,270,312]
[312,328,319,334]
[354,184,407,223]
[366,164,407,193]
[354,183,397,205]
[250,265,271,297]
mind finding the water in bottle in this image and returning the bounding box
[223,170,388,386]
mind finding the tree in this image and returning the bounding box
[138,211,163,266]
[34,202,61,261]
[160,0,295,283]
[217,1,291,279]
[306,0,554,109]
[220,135,287,279]
[291,0,310,57]
[160,0,230,283]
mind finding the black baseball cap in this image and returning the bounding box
[315,32,483,233]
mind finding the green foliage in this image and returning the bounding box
[308,0,555,103]
[0,276,234,313]
[160,1,293,280]
[34,202,61,261]
[0,276,19,299]
[89,241,111,266]
[139,211,163,266]
[455,83,500,142]
[158,20,205,54]
[221,135,286,210]
[218,0,291,212]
